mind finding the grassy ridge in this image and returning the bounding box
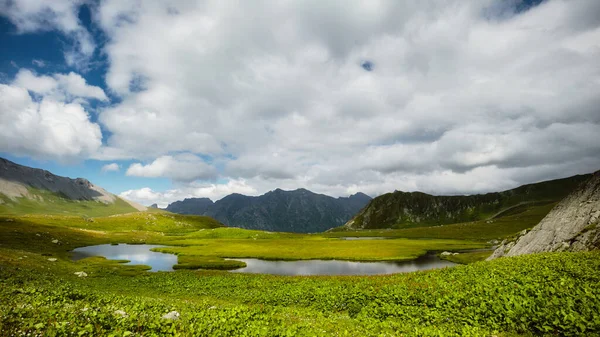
[329,201,555,241]
[0,188,137,217]
[346,174,589,230]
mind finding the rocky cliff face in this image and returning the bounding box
[344,174,590,230]
[166,189,372,233]
[488,171,600,259]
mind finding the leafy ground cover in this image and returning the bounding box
[1,245,598,336]
[1,212,599,336]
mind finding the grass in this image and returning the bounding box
[1,243,598,336]
[154,237,487,261]
[0,188,139,217]
[439,251,493,264]
[1,208,599,335]
[173,255,247,270]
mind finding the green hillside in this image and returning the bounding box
[344,174,591,230]
[0,187,138,217]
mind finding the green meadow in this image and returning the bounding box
[1,205,599,336]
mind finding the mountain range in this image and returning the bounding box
[166,189,372,233]
[0,157,145,216]
[344,174,591,230]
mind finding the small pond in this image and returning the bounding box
[71,244,177,272]
[228,253,455,276]
[71,244,456,275]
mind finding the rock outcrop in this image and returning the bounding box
[488,171,600,259]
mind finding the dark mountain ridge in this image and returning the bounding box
[166,188,372,233]
[344,174,592,230]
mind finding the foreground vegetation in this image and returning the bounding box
[1,245,598,336]
[1,209,599,336]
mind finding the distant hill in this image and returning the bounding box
[0,157,145,216]
[166,189,372,233]
[343,174,592,230]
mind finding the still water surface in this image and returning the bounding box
[229,253,455,276]
[71,244,456,275]
[71,244,177,272]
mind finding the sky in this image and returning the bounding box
[1,0,599,208]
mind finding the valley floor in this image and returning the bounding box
[1,212,599,336]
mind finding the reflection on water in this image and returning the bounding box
[71,244,177,272]
[228,253,455,276]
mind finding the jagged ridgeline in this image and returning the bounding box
[344,174,592,230]
[167,189,372,233]
[0,157,146,216]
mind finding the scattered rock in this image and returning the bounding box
[52,239,59,244]
[47,258,57,262]
[162,311,180,320]
[36,233,41,237]
[74,271,88,277]
[440,251,452,256]
[114,310,128,318]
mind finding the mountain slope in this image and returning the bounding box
[344,174,591,230]
[488,170,600,259]
[166,189,372,233]
[0,157,145,216]
[166,197,214,214]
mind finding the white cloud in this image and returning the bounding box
[32,59,45,67]
[101,163,120,172]
[3,0,600,200]
[92,0,600,198]
[126,154,217,182]
[0,0,95,67]
[119,180,257,208]
[13,69,108,101]
[0,84,102,160]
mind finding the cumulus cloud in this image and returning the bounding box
[3,0,600,199]
[90,0,600,197]
[126,155,217,182]
[119,180,257,208]
[0,84,102,160]
[0,0,95,67]
[13,69,108,101]
[101,163,120,172]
